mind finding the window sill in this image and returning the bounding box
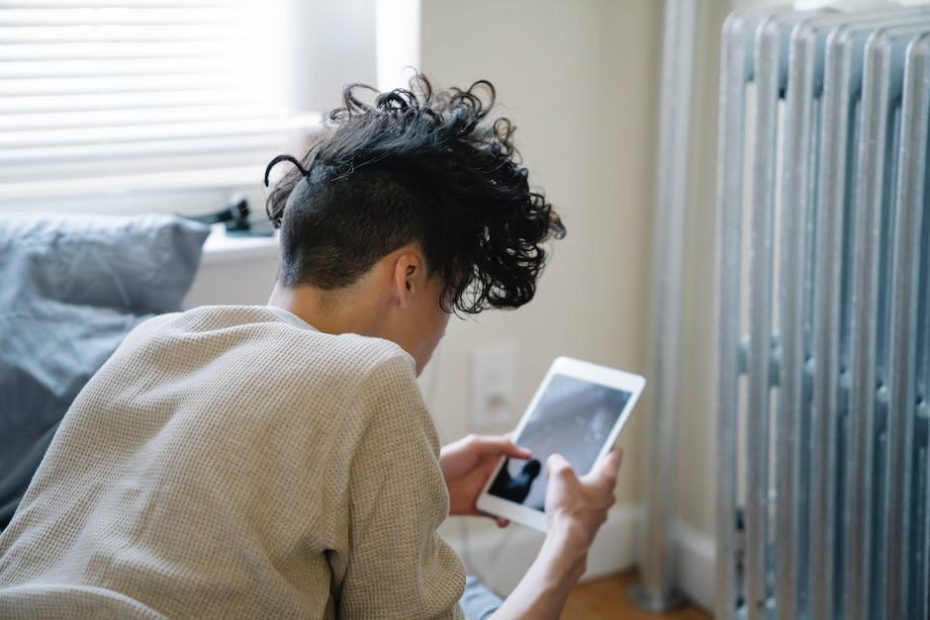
[201,224,279,266]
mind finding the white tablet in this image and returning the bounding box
[476,356,645,532]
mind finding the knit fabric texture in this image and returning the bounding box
[0,305,466,619]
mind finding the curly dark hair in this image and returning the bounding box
[264,74,565,314]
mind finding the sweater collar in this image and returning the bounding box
[265,305,317,331]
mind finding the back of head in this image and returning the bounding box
[265,75,565,314]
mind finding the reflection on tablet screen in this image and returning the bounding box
[486,374,631,512]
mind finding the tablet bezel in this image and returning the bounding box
[475,356,645,532]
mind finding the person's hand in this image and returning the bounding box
[544,448,622,551]
[483,450,623,620]
[439,434,531,526]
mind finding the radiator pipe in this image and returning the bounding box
[627,0,697,612]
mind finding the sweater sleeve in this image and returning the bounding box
[339,354,466,620]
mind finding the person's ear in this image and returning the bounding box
[390,250,423,309]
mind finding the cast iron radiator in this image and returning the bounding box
[715,6,930,620]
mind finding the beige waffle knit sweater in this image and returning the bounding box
[0,305,466,619]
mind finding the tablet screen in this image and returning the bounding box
[486,374,631,512]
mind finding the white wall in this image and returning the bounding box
[419,0,662,511]
[185,256,278,308]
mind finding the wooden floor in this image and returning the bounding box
[561,571,710,620]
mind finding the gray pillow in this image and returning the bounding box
[0,214,210,523]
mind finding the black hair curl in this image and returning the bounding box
[265,74,565,314]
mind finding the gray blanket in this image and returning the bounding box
[0,214,209,526]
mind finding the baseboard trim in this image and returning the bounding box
[672,518,716,612]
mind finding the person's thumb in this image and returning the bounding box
[546,453,574,479]
[588,448,622,486]
[603,447,622,472]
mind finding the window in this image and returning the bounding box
[0,0,321,213]
[0,0,419,215]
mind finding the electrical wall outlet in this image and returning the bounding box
[470,342,517,428]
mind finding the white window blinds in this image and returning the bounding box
[0,0,320,203]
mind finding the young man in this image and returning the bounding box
[0,77,621,619]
